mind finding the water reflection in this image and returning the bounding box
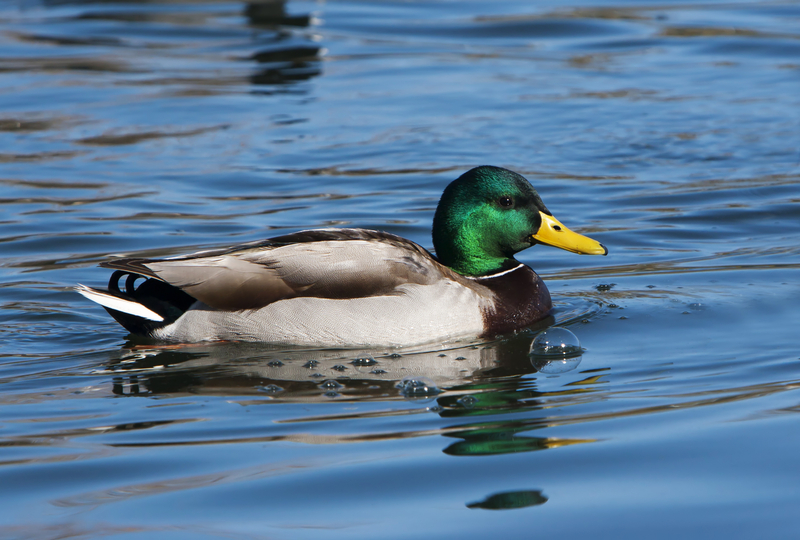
[245,1,311,28]
[94,333,595,511]
[467,490,548,510]
[246,1,323,86]
[31,0,324,89]
[105,331,556,400]
[98,330,597,462]
[442,426,595,457]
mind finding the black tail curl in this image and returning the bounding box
[104,271,197,336]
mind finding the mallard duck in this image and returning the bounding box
[77,166,606,347]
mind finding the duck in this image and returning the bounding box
[76,166,607,347]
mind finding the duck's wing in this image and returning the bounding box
[101,229,453,311]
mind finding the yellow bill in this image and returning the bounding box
[532,212,607,255]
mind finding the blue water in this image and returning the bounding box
[1,0,800,538]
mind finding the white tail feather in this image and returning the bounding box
[75,284,164,322]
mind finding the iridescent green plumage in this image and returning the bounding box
[432,166,551,276]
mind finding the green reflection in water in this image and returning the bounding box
[444,430,595,456]
[467,490,548,510]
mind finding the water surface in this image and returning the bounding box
[1,0,800,538]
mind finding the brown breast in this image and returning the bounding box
[475,264,552,337]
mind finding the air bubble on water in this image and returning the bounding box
[530,327,583,374]
[351,356,377,366]
[303,360,319,369]
[319,379,342,390]
[396,376,441,398]
[259,384,283,394]
[457,395,478,408]
[370,368,387,375]
[267,360,284,367]
[331,364,348,372]
[530,327,582,358]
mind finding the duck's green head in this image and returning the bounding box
[432,166,607,277]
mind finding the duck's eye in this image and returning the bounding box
[498,196,513,208]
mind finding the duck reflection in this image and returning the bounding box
[467,490,548,510]
[38,0,323,88]
[104,326,594,510]
[246,1,311,28]
[103,323,601,462]
[245,1,323,86]
[107,322,575,401]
